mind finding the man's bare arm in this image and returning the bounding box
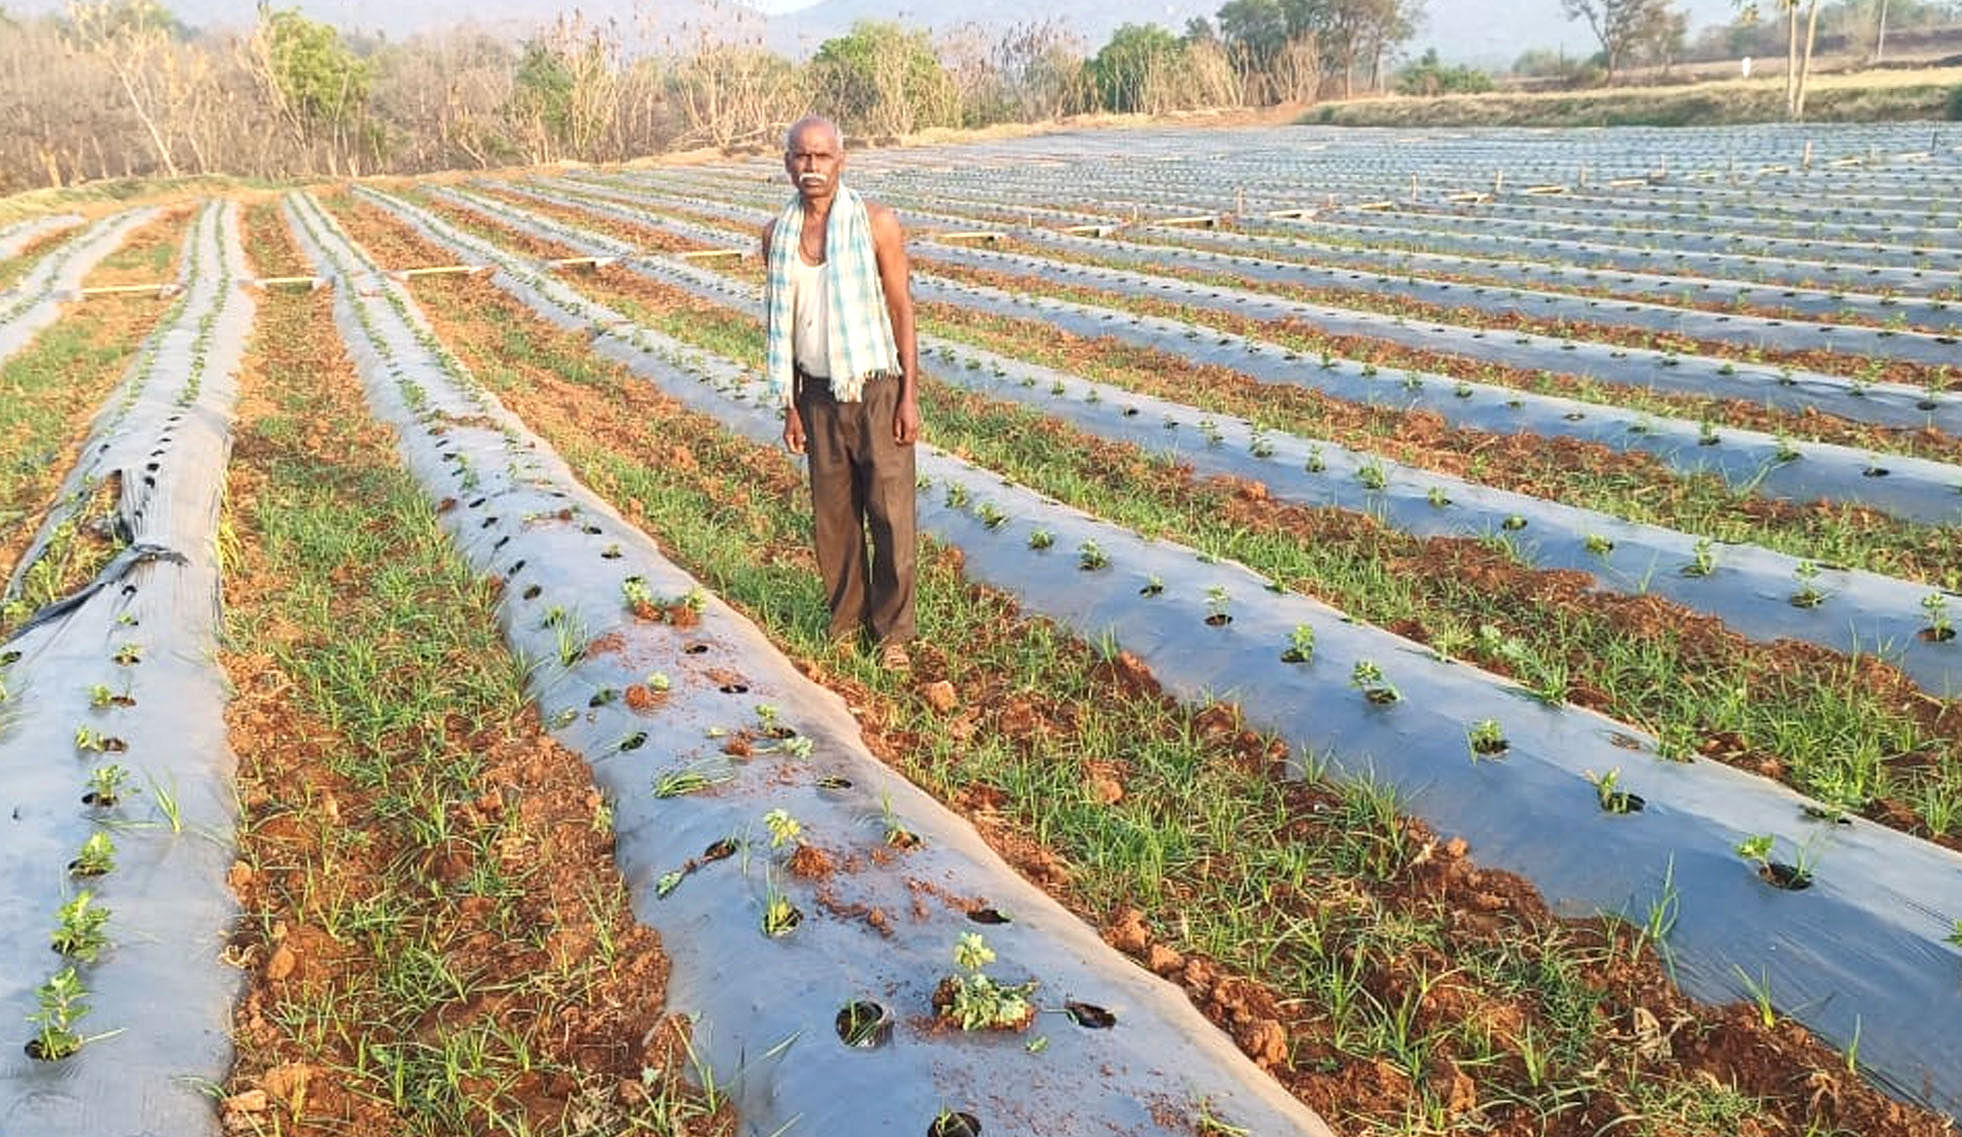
[868,203,920,445]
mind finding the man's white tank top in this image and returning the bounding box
[789,251,830,379]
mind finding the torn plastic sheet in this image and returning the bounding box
[0,209,160,367]
[447,186,1962,697]
[918,240,1962,435]
[7,209,205,602]
[0,214,82,260]
[371,184,1962,1119]
[303,187,1338,1137]
[0,199,252,1137]
[480,184,1962,526]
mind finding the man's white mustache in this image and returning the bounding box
[799,173,828,185]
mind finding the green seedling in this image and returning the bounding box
[84,764,130,808]
[1466,718,1508,759]
[1028,528,1054,551]
[1426,486,1450,508]
[1947,920,1962,949]
[1077,540,1108,572]
[1682,538,1717,578]
[1204,585,1230,625]
[648,672,671,693]
[1304,446,1326,474]
[1790,560,1826,609]
[1774,435,1801,463]
[1351,659,1399,705]
[1587,768,1640,814]
[944,482,970,509]
[1921,593,1955,642]
[26,967,91,1061]
[1281,624,1315,664]
[50,892,110,963]
[1735,833,1814,889]
[112,643,141,666]
[879,792,920,849]
[1140,574,1164,598]
[761,873,801,938]
[69,832,116,877]
[1583,533,1615,558]
[939,933,1037,1032]
[621,576,655,613]
[1356,459,1388,491]
[976,502,1009,530]
[763,808,804,850]
[1248,429,1274,459]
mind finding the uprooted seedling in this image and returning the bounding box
[933,933,1038,1032]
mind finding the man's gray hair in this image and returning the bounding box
[784,115,845,153]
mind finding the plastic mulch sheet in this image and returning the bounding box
[0,200,253,1137]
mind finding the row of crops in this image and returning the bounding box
[1,121,1960,1137]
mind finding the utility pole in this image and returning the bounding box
[1875,0,1890,64]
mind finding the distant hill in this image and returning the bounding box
[1,0,1745,67]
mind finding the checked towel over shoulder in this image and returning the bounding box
[765,184,900,407]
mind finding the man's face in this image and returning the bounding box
[785,125,844,204]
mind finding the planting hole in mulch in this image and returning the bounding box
[492,535,511,550]
[1363,688,1400,706]
[589,689,619,707]
[835,1000,893,1048]
[684,643,709,655]
[480,516,499,529]
[1501,516,1528,531]
[0,652,18,666]
[1601,792,1646,814]
[928,1112,982,1137]
[619,731,648,752]
[1919,626,1957,643]
[816,775,853,792]
[1064,1001,1116,1029]
[521,584,541,600]
[1139,581,1164,597]
[1761,862,1814,890]
[1204,613,1232,627]
[508,559,526,575]
[718,682,749,695]
[582,524,602,535]
[702,838,738,861]
[1471,737,1509,758]
[1863,466,1890,478]
[763,902,803,937]
[966,906,1011,925]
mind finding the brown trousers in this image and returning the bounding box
[796,371,917,646]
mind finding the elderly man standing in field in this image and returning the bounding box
[762,114,922,671]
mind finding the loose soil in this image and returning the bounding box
[319,195,1957,1136]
